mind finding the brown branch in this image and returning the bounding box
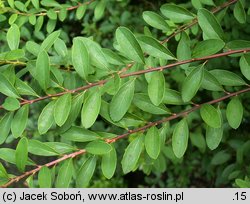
[1,149,86,188]
[1,48,249,110]
[2,86,250,188]
[109,86,250,142]
[13,0,95,17]
[161,0,239,44]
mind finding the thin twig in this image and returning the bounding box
[1,48,247,110]
[2,86,250,188]
[161,0,239,44]
[12,0,95,17]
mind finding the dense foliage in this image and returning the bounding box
[0,0,250,188]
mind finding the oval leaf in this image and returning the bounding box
[11,104,29,138]
[181,65,204,102]
[226,97,243,129]
[38,166,52,188]
[36,50,50,90]
[72,38,90,79]
[54,93,72,127]
[86,140,112,155]
[0,73,20,98]
[7,24,20,50]
[142,11,170,31]
[200,104,221,128]
[116,27,144,64]
[81,90,101,128]
[38,100,55,135]
[101,146,117,179]
[145,126,161,159]
[60,126,99,142]
[55,158,74,188]
[138,35,175,60]
[161,4,194,23]
[0,112,14,144]
[121,135,144,174]
[76,156,96,187]
[163,88,184,105]
[2,97,20,111]
[172,118,189,158]
[148,71,165,106]
[40,30,61,51]
[109,79,135,122]
[239,55,250,80]
[15,137,28,172]
[133,93,169,114]
[28,139,59,156]
[210,69,246,86]
[192,39,225,58]
[197,8,224,40]
[206,125,223,150]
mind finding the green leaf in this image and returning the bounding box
[0,73,20,98]
[181,65,204,102]
[2,97,20,111]
[47,9,57,20]
[55,158,74,188]
[197,8,224,40]
[116,27,144,64]
[102,48,125,66]
[142,11,170,31]
[86,140,112,155]
[206,125,223,150]
[101,146,117,179]
[38,100,55,135]
[54,38,67,57]
[145,126,161,159]
[177,32,191,69]
[210,69,246,86]
[11,104,29,138]
[45,142,76,154]
[38,167,51,188]
[7,24,20,50]
[192,39,225,58]
[28,139,59,156]
[40,30,61,51]
[0,112,13,144]
[59,93,84,133]
[60,126,99,142]
[31,0,39,9]
[235,179,250,188]
[200,104,221,128]
[172,118,189,158]
[161,4,194,23]
[36,50,50,90]
[201,69,224,91]
[163,88,184,105]
[81,89,101,128]
[77,37,109,70]
[137,35,175,60]
[0,148,34,165]
[72,38,90,79]
[133,93,169,114]
[76,4,87,20]
[0,162,9,179]
[15,78,39,97]
[109,79,135,122]
[233,0,246,24]
[148,71,165,106]
[211,151,231,165]
[15,137,28,172]
[239,55,250,80]
[76,156,97,187]
[94,0,106,21]
[121,135,144,174]
[226,97,243,129]
[26,41,40,56]
[54,93,72,127]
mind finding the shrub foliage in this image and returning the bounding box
[0,0,250,187]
